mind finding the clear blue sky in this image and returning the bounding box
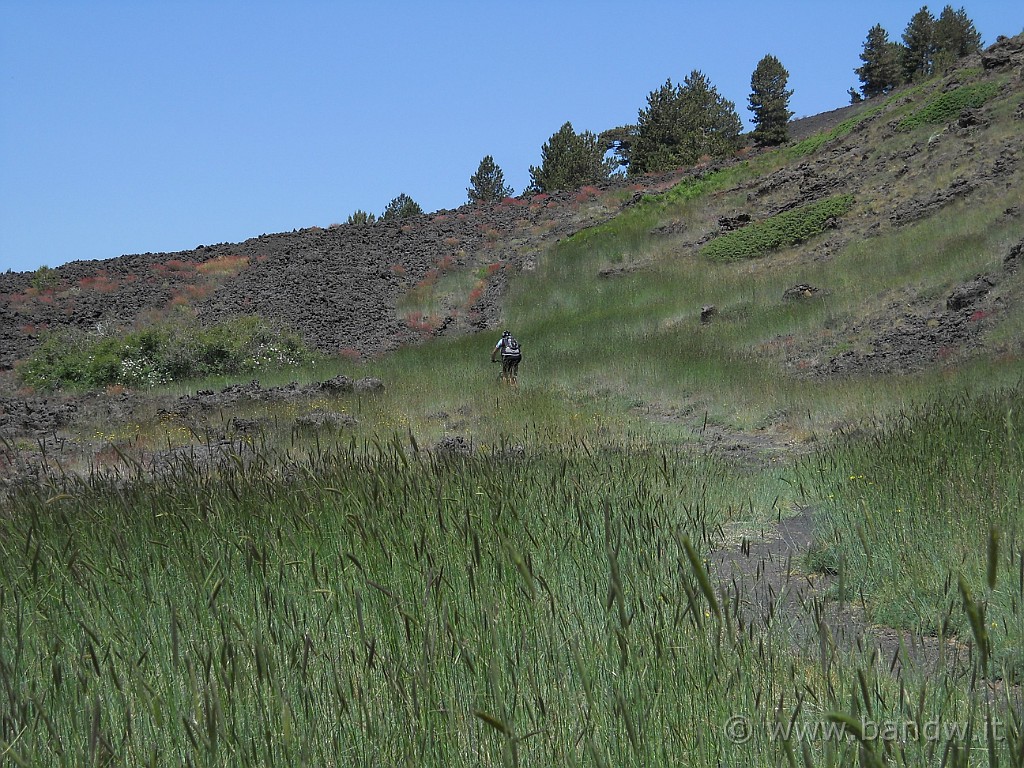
[2,1,1020,273]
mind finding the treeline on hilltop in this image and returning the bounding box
[348,4,988,223]
[852,5,983,100]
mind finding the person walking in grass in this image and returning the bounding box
[491,329,522,384]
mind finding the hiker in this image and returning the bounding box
[491,330,522,384]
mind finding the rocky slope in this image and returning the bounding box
[1,33,1022,426]
[0,171,687,372]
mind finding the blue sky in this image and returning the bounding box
[1,1,1020,273]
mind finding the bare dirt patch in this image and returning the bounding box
[713,506,968,677]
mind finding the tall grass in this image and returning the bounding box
[801,385,1024,680]
[0,442,767,765]
[4,436,1023,765]
[8,434,1024,765]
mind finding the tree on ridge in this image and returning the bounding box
[748,54,794,147]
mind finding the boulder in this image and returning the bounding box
[354,377,385,394]
[946,276,995,311]
[783,284,820,301]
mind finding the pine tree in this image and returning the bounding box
[467,155,513,203]
[748,54,794,147]
[855,24,903,98]
[631,79,686,174]
[902,6,937,81]
[381,193,423,221]
[599,125,637,172]
[630,71,742,174]
[527,122,610,193]
[346,210,377,225]
[933,5,983,70]
[676,70,743,162]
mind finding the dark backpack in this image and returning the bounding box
[504,335,521,356]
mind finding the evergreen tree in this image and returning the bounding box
[630,71,742,174]
[933,5,983,69]
[599,125,636,172]
[902,6,938,81]
[630,79,686,174]
[467,155,513,203]
[527,122,610,193]
[855,24,903,98]
[748,54,794,147]
[346,209,377,225]
[676,70,743,163]
[381,193,423,221]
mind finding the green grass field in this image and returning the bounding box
[4,67,1024,765]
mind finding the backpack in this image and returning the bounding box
[503,335,521,356]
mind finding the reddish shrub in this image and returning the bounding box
[465,283,485,306]
[197,254,248,277]
[79,273,119,293]
[403,311,440,337]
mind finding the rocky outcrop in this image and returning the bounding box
[981,33,1024,70]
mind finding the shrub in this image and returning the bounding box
[17,316,318,390]
[196,254,248,277]
[897,81,1001,130]
[700,194,855,260]
[31,265,58,291]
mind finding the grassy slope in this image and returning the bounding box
[4,54,1024,765]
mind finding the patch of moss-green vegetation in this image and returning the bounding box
[701,194,855,260]
[898,81,1002,130]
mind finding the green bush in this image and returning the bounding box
[897,81,1001,130]
[18,316,318,390]
[30,264,59,291]
[700,194,854,260]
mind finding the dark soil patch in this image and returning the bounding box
[713,506,968,676]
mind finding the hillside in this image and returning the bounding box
[0,169,688,372]
[3,32,1024,768]
[0,33,1019,473]
[2,38,1021,378]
